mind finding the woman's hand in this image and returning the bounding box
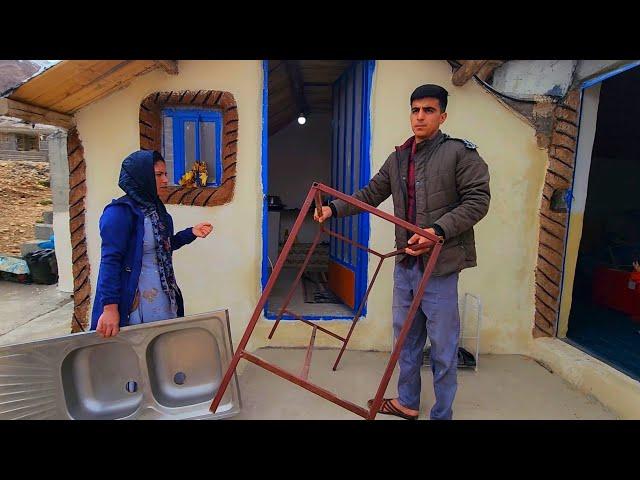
[193,222,213,238]
[96,304,120,338]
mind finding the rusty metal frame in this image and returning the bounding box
[209,182,443,419]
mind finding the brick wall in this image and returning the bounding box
[533,90,581,337]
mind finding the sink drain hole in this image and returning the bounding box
[125,381,138,393]
[174,372,186,385]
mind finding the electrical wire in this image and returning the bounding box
[446,60,560,105]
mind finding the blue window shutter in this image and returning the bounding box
[162,108,223,187]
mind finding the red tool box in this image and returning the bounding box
[592,265,640,321]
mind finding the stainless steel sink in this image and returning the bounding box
[146,327,222,408]
[0,310,241,420]
[61,342,143,420]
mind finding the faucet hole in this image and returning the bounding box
[125,381,138,393]
[174,372,186,385]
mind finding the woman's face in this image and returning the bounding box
[154,161,169,195]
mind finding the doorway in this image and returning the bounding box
[559,64,640,380]
[262,60,374,320]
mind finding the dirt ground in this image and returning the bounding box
[0,161,52,256]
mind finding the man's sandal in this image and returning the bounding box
[367,398,419,420]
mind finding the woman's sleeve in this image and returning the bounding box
[96,205,133,305]
[171,227,197,251]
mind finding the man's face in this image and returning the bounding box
[410,97,447,143]
[154,161,169,195]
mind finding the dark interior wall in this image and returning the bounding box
[268,112,332,208]
[268,112,332,244]
[592,66,640,160]
[581,155,640,254]
[580,66,640,256]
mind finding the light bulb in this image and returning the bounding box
[297,114,306,125]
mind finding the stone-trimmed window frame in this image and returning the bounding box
[139,90,238,207]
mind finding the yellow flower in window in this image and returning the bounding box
[194,161,208,187]
[179,162,208,188]
[179,170,195,188]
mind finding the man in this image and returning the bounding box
[314,84,490,420]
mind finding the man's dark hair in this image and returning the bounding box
[410,84,449,112]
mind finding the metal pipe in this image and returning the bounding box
[242,351,369,418]
[313,182,443,244]
[209,187,317,413]
[366,242,443,419]
[283,310,347,343]
[323,228,384,258]
[332,256,385,371]
[300,326,317,380]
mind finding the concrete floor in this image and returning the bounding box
[0,281,618,420]
[231,347,617,420]
[0,281,72,346]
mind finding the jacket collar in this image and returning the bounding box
[395,130,445,153]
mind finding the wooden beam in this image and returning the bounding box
[269,107,298,136]
[475,60,505,82]
[284,60,309,117]
[268,81,294,100]
[0,98,74,129]
[51,61,158,113]
[452,60,488,86]
[269,117,294,137]
[157,60,179,75]
[269,101,297,121]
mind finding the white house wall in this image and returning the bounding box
[74,59,548,356]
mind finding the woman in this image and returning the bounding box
[91,150,213,338]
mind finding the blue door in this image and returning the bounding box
[328,61,374,312]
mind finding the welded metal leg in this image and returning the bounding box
[210,188,317,413]
[332,256,385,371]
[300,326,317,380]
[366,243,442,420]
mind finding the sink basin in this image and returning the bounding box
[61,342,143,420]
[146,327,222,408]
[0,310,241,420]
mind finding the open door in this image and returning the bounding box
[262,60,374,319]
[328,61,374,310]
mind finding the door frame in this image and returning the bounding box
[260,59,376,320]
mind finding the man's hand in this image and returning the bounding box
[313,206,333,223]
[96,304,120,338]
[192,222,213,238]
[405,228,440,256]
